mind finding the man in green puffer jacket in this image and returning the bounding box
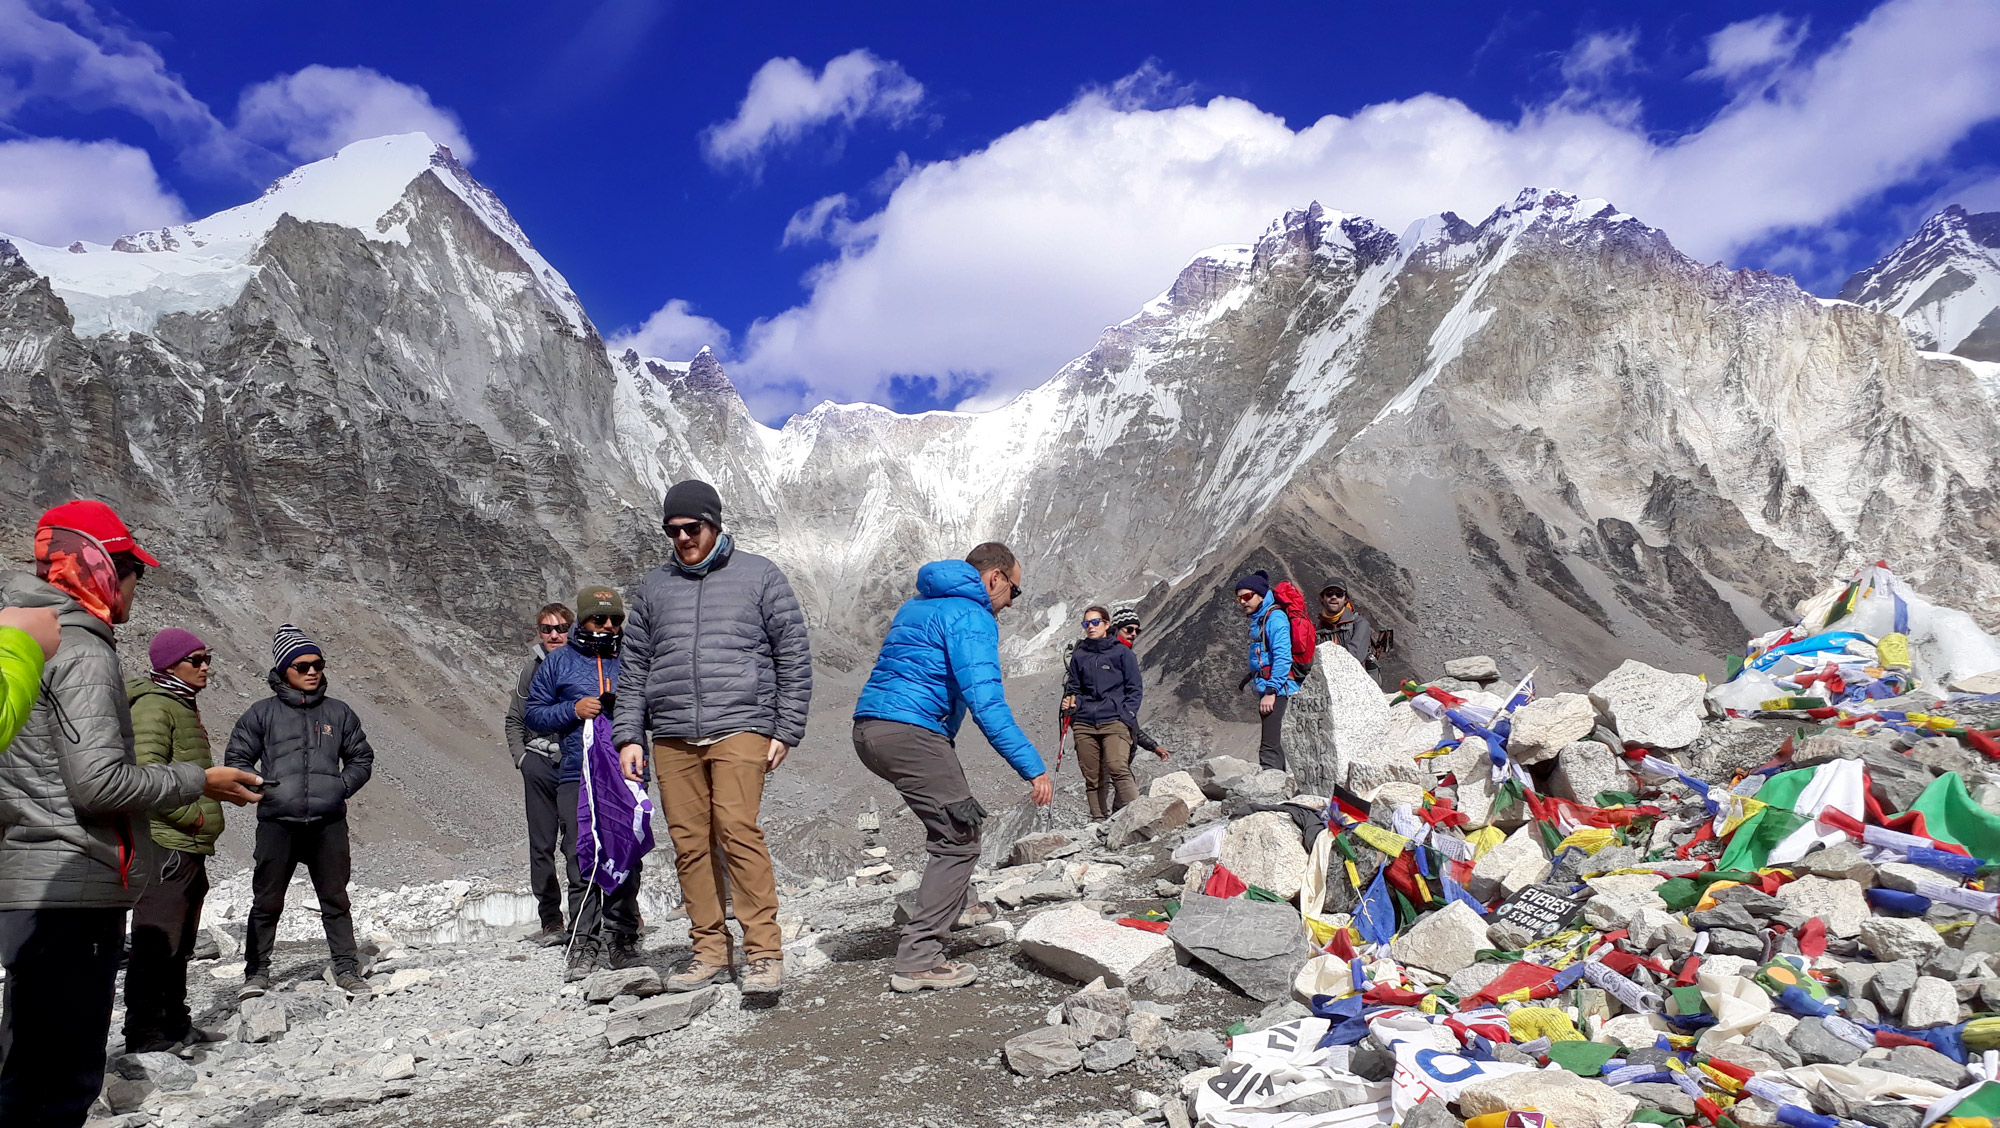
[123,627,223,1052]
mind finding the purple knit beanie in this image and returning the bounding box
[149,627,207,673]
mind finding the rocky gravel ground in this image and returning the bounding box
[87,825,1262,1128]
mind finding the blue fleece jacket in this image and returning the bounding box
[524,637,620,784]
[854,560,1045,780]
[1247,591,1299,696]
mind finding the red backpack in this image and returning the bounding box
[1263,581,1318,681]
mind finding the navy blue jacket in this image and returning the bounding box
[525,637,620,784]
[1063,636,1143,734]
[854,560,1043,780]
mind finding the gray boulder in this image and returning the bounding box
[1589,660,1706,748]
[1165,893,1313,1001]
[1103,795,1190,849]
[602,986,717,1047]
[1005,1026,1084,1078]
[238,996,288,1043]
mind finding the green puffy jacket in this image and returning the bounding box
[127,679,223,854]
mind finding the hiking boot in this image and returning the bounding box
[525,924,566,947]
[124,1032,177,1054]
[564,942,601,983]
[605,934,644,970]
[955,902,999,929]
[239,974,272,1001]
[890,960,979,993]
[326,967,370,996]
[665,959,728,993]
[741,957,784,997]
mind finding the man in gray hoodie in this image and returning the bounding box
[614,480,812,998]
[0,501,261,1127]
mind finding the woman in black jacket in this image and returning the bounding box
[1062,606,1144,820]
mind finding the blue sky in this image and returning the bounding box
[3,0,1998,419]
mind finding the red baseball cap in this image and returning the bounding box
[36,500,161,567]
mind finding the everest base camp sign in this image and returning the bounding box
[1489,885,1590,942]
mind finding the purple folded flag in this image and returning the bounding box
[576,715,654,891]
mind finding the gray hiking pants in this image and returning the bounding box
[852,719,986,975]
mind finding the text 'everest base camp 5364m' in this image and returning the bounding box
[2,130,2000,1128]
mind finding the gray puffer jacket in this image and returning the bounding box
[613,543,813,749]
[0,572,206,910]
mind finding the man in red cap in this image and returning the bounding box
[0,500,263,1127]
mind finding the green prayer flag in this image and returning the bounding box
[1902,772,2000,860]
[1548,1040,1618,1076]
[1630,1112,1686,1127]
[1244,884,1287,903]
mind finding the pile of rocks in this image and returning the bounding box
[982,647,2000,1128]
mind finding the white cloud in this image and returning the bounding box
[1561,30,1639,84]
[0,4,472,179]
[782,193,854,247]
[0,137,185,244]
[0,0,254,173]
[702,49,924,171]
[608,299,732,361]
[1697,14,1810,87]
[236,65,475,164]
[724,0,2000,418]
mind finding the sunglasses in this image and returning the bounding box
[1081,617,1105,627]
[1118,626,1141,636]
[182,653,213,668]
[537,623,571,635]
[1236,592,1259,603]
[665,521,706,541]
[1008,583,1022,599]
[583,615,623,628]
[290,659,325,674]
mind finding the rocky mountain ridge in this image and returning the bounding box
[1841,204,2000,363]
[4,133,1998,876]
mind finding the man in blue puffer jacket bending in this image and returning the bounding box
[853,542,1052,994]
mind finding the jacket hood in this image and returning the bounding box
[915,560,993,610]
[267,667,329,708]
[1077,634,1120,652]
[0,569,112,645]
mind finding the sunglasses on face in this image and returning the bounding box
[583,616,622,629]
[1118,626,1140,636]
[665,521,706,541]
[1009,583,1022,599]
[182,653,213,668]
[1082,617,1105,627]
[1236,592,1259,603]
[290,659,325,674]
[537,623,571,635]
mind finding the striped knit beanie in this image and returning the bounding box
[271,623,322,674]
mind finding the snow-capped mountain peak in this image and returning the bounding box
[3,132,588,336]
[1841,204,2000,362]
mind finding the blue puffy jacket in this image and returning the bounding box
[854,560,1045,781]
[525,638,620,784]
[1247,592,1299,696]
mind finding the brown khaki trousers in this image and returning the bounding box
[1072,720,1135,819]
[654,734,782,964]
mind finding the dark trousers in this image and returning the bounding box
[522,753,567,930]
[853,719,983,975]
[0,906,125,1127]
[1258,695,1290,770]
[244,818,358,976]
[125,850,209,1046]
[556,781,641,946]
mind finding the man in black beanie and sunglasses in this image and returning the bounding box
[615,480,812,998]
[226,624,375,1000]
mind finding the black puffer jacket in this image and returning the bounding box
[223,672,374,822]
[1063,636,1143,734]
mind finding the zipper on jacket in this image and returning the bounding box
[691,574,704,739]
